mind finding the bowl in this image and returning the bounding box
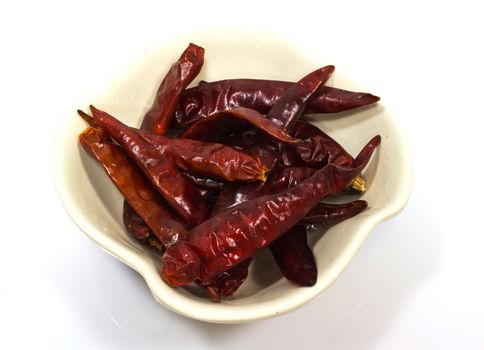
[54,32,412,323]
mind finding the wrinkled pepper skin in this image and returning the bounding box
[79,127,188,247]
[141,43,204,134]
[197,258,253,301]
[173,79,380,127]
[301,200,368,225]
[179,107,300,146]
[280,120,354,168]
[206,67,335,292]
[212,166,315,214]
[161,135,380,287]
[213,66,335,212]
[139,130,268,182]
[89,106,209,227]
[269,226,316,286]
[248,66,335,170]
[122,191,249,301]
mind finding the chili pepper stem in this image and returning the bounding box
[349,174,367,192]
[258,165,270,182]
[148,238,163,251]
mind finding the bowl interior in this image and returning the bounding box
[54,32,412,323]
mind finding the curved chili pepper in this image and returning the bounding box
[227,166,313,287]
[206,68,335,292]
[244,66,335,170]
[269,201,368,286]
[301,200,368,225]
[179,107,301,146]
[212,166,316,214]
[213,66,335,213]
[197,258,253,301]
[280,121,367,192]
[269,226,316,286]
[173,79,380,127]
[79,127,188,247]
[139,130,268,182]
[121,193,250,301]
[161,135,380,287]
[141,43,204,134]
[283,121,353,166]
[87,106,209,227]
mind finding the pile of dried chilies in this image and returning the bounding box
[78,43,381,301]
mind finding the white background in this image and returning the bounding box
[1,0,483,349]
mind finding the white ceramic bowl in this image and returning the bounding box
[54,32,412,323]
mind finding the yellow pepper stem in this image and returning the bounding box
[349,174,367,193]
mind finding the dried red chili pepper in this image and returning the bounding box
[269,201,368,286]
[161,135,380,286]
[139,130,268,182]
[79,127,188,247]
[211,167,366,283]
[212,166,316,214]
[301,200,368,225]
[269,226,316,286]
[281,121,353,166]
[280,121,367,192]
[206,67,335,292]
[141,43,204,134]
[213,66,335,213]
[82,108,267,183]
[173,79,380,127]
[179,107,301,146]
[197,258,253,301]
[89,105,267,299]
[120,180,246,301]
[87,107,209,227]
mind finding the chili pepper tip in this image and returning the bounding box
[77,109,98,128]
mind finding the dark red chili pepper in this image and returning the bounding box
[212,166,316,214]
[161,135,380,287]
[211,167,366,286]
[269,201,368,286]
[270,199,367,286]
[179,107,301,146]
[197,258,253,301]
[269,226,316,286]
[173,79,380,127]
[79,127,188,247]
[281,120,353,167]
[87,106,209,227]
[141,43,204,134]
[121,183,246,301]
[205,68,335,292]
[89,105,266,300]
[213,66,335,213]
[139,129,268,182]
[301,200,368,225]
[280,121,367,192]
[82,108,268,183]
